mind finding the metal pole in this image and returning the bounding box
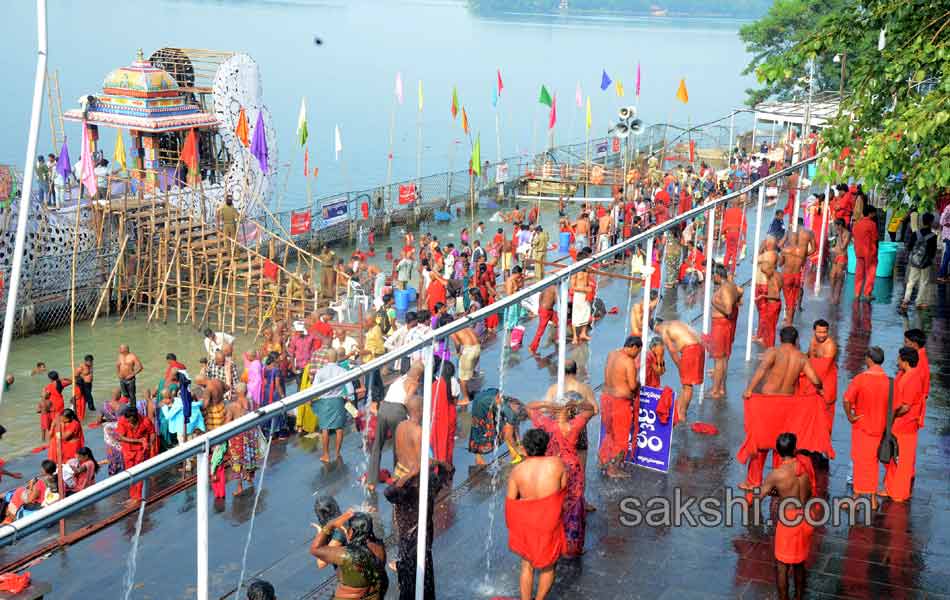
[745,185,766,362]
[0,0,47,407]
[750,115,757,153]
[728,112,736,166]
[700,203,716,403]
[556,277,568,400]
[196,442,209,600]
[415,340,435,600]
[791,167,805,232]
[639,235,654,382]
[814,183,831,295]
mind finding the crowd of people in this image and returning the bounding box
[3,128,945,600]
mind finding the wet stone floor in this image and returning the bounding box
[2,238,949,600]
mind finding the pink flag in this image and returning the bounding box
[395,72,404,105]
[548,94,557,129]
[497,69,504,95]
[636,62,641,97]
[79,124,97,198]
[575,81,582,108]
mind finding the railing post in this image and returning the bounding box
[728,112,735,165]
[196,440,209,600]
[700,202,716,403]
[814,183,832,295]
[750,115,757,152]
[745,185,766,362]
[415,340,435,600]
[556,277,568,400]
[639,235,654,382]
[791,166,805,231]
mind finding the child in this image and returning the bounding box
[31,362,47,376]
[767,209,786,241]
[37,395,52,442]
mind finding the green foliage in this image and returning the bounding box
[469,0,774,18]
[745,0,949,209]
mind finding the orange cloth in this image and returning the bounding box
[803,357,838,433]
[691,422,719,435]
[844,368,890,494]
[755,284,781,347]
[774,456,815,564]
[645,352,662,388]
[0,572,30,594]
[505,488,567,569]
[782,272,802,317]
[598,392,637,464]
[656,386,676,425]
[48,420,85,463]
[882,368,926,501]
[736,393,835,466]
[678,343,705,385]
[917,348,930,427]
[884,430,918,501]
[707,317,733,359]
[851,216,878,257]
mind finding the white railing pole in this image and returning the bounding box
[746,185,766,362]
[556,277,568,399]
[750,116,757,152]
[639,235,654,382]
[792,167,805,232]
[814,183,831,295]
[415,340,435,600]
[0,0,47,407]
[699,203,716,403]
[196,442,209,600]
[728,112,735,166]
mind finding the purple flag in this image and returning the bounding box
[55,138,71,181]
[250,110,269,174]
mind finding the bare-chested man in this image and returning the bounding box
[529,285,558,355]
[655,320,704,422]
[709,264,739,399]
[596,209,612,253]
[807,319,838,433]
[116,344,143,403]
[569,250,593,344]
[574,212,591,250]
[630,290,659,338]
[760,432,814,600]
[779,229,811,325]
[394,394,423,480]
[450,325,481,405]
[829,219,851,305]
[74,354,95,412]
[598,336,641,479]
[758,235,780,274]
[505,428,567,600]
[195,374,228,432]
[754,260,783,347]
[739,326,822,490]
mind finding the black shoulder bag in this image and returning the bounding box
[877,377,899,464]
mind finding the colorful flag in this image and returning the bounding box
[600,69,612,91]
[235,107,250,147]
[296,98,308,147]
[497,69,504,96]
[250,110,269,173]
[395,72,404,105]
[418,80,424,112]
[451,86,459,119]
[303,148,309,176]
[575,81,582,108]
[462,107,469,134]
[471,134,481,176]
[676,78,689,104]
[548,94,557,129]
[636,62,641,97]
[79,125,97,197]
[179,128,199,182]
[585,96,591,131]
[616,80,625,97]
[113,131,127,172]
[55,138,71,181]
[334,125,342,160]
[538,85,552,107]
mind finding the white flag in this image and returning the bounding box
[395,72,404,105]
[334,125,342,160]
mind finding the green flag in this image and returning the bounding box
[538,85,552,107]
[472,134,481,176]
[296,98,308,147]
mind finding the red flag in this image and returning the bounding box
[612,137,620,153]
[399,184,417,205]
[497,69,504,95]
[303,148,309,177]
[235,108,250,147]
[548,94,557,129]
[290,210,312,235]
[180,129,198,172]
[263,259,279,282]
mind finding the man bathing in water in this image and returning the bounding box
[753,259,783,348]
[655,320,704,423]
[505,428,567,600]
[709,264,739,399]
[739,326,822,490]
[629,290,659,338]
[116,344,143,403]
[779,230,809,325]
[393,395,423,481]
[598,336,641,479]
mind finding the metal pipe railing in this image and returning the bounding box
[0,152,821,548]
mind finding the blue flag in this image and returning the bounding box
[492,84,498,108]
[600,69,612,91]
[250,110,269,174]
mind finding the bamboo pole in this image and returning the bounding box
[189,242,197,324]
[175,249,182,324]
[68,190,81,419]
[91,235,130,327]
[244,246,252,333]
[148,246,180,322]
[198,267,222,328]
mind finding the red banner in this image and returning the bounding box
[612,137,621,153]
[290,210,311,235]
[398,183,417,205]
[689,140,696,163]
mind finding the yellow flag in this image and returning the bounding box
[616,80,625,97]
[676,78,689,104]
[114,131,127,172]
[585,96,591,131]
[418,80,424,112]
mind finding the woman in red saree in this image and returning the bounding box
[526,393,596,557]
[48,409,84,463]
[430,360,457,467]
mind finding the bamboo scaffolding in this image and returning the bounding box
[148,246,180,323]
[90,235,130,327]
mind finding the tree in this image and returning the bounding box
[746,0,949,209]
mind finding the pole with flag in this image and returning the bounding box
[297,97,313,229]
[635,63,641,159]
[385,72,403,215]
[674,78,691,165]
[417,80,424,187]
[548,93,557,150]
[536,84,552,159]
[470,133,480,233]
[585,96,591,199]
[494,69,503,200]
[55,138,71,203]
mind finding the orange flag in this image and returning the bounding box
[676,78,689,104]
[180,129,198,172]
[235,108,250,147]
[461,107,469,134]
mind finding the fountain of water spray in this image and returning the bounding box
[481,321,510,592]
[122,481,148,600]
[234,426,274,599]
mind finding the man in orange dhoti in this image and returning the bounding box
[655,320,704,423]
[903,329,930,429]
[739,326,823,490]
[598,337,642,479]
[722,205,747,273]
[708,265,739,399]
[779,230,809,326]
[883,347,926,502]
[505,428,567,600]
[760,432,815,600]
[843,346,890,509]
[806,319,838,434]
[755,261,783,347]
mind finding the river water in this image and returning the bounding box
[0,1,753,457]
